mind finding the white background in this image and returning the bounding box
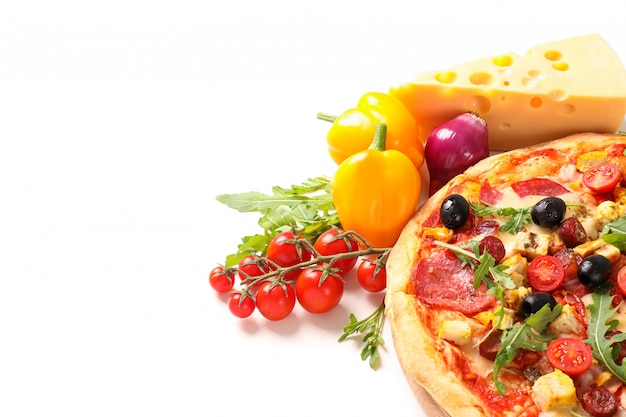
[1,1,626,416]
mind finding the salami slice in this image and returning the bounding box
[511,178,569,198]
[411,250,496,315]
[479,180,503,205]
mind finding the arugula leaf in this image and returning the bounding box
[216,177,334,213]
[601,216,626,251]
[499,207,533,234]
[493,303,562,395]
[469,201,532,234]
[216,177,339,266]
[584,285,626,383]
[224,234,272,266]
[601,216,626,235]
[276,177,334,195]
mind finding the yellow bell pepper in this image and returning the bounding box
[318,92,424,170]
[331,124,421,248]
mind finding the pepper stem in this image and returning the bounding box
[316,112,337,123]
[368,124,387,152]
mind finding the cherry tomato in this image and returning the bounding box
[227,292,255,318]
[527,255,565,292]
[313,228,359,275]
[239,254,273,279]
[547,337,593,376]
[209,266,234,294]
[357,258,386,293]
[582,162,621,193]
[295,268,344,314]
[617,265,626,297]
[238,254,274,290]
[266,231,312,279]
[255,281,296,321]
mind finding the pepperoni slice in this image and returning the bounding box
[412,251,496,315]
[581,385,618,417]
[511,178,569,198]
[479,236,505,263]
[553,248,583,291]
[557,217,588,247]
[479,180,503,205]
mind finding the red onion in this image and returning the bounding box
[424,112,489,195]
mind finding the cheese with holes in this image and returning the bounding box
[390,34,626,151]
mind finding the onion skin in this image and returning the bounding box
[424,112,489,195]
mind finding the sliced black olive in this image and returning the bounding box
[519,292,557,319]
[578,255,612,288]
[531,197,566,228]
[440,194,470,230]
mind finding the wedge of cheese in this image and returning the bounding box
[390,34,626,151]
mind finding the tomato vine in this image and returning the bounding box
[211,178,393,369]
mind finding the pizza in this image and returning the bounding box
[386,132,626,417]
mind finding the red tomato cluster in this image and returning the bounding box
[209,228,388,321]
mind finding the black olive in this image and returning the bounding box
[531,197,566,228]
[577,255,612,288]
[440,194,470,230]
[519,292,557,319]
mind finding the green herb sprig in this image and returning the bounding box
[338,301,386,369]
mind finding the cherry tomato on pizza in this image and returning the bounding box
[547,338,593,376]
[313,228,359,275]
[295,268,344,314]
[255,281,296,321]
[618,265,626,297]
[582,162,621,193]
[527,255,565,292]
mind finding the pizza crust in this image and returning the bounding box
[385,133,625,417]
